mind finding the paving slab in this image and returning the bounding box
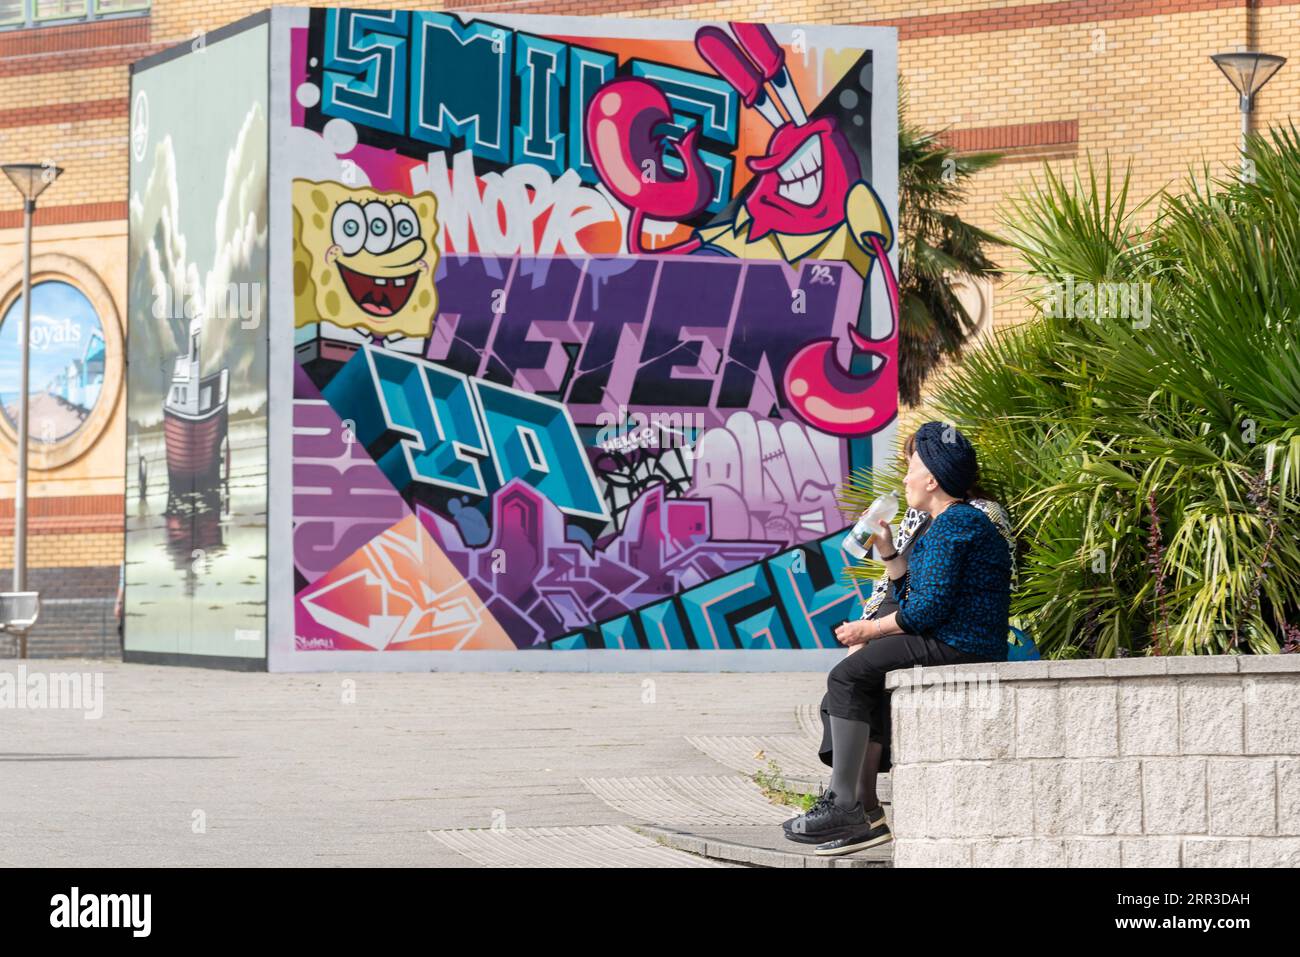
[686,733,831,782]
[581,774,798,826]
[0,660,830,866]
[427,824,732,868]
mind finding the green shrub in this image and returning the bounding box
[846,128,1300,657]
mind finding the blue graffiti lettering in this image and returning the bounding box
[318,8,737,189]
[322,344,609,522]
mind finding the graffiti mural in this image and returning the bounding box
[125,20,270,662]
[281,8,898,657]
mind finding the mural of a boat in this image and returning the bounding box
[163,316,229,492]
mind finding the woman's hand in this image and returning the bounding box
[834,620,875,647]
[874,517,895,556]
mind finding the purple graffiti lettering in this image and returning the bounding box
[293,398,410,583]
[419,254,863,426]
[417,479,779,648]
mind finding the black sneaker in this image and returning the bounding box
[783,789,866,844]
[814,806,892,856]
[783,788,832,838]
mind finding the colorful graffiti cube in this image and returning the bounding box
[125,7,900,670]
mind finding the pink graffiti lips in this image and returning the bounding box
[337,263,419,317]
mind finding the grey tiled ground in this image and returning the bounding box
[0,661,828,866]
[581,774,799,825]
[427,825,731,867]
[686,734,831,783]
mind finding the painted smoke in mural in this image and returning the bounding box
[290,9,898,652]
[125,23,270,658]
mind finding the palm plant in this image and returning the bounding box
[841,127,1300,656]
[896,99,1005,405]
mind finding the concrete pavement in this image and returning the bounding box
[0,661,838,866]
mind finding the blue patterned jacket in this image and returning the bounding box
[895,502,1012,659]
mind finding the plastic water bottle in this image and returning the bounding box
[843,490,899,560]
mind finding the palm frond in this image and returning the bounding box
[914,132,1300,656]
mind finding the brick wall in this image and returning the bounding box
[0,565,120,659]
[0,495,123,659]
[0,231,126,659]
[1,0,1283,332]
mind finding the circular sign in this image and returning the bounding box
[0,280,108,446]
[131,90,149,163]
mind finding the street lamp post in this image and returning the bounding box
[1211,51,1286,159]
[2,162,62,658]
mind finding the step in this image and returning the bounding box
[634,823,893,869]
[580,775,894,869]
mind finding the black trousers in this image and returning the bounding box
[818,615,996,774]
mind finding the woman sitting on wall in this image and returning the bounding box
[783,421,1013,855]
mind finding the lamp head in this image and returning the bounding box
[2,163,63,203]
[1211,52,1286,111]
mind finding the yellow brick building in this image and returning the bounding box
[0,0,1293,655]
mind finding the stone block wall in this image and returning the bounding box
[886,656,1300,867]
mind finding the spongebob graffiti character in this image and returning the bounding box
[293,179,440,353]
